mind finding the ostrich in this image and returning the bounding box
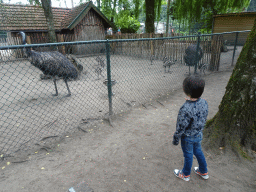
[163,56,176,73]
[94,56,105,79]
[95,65,104,80]
[184,44,203,75]
[150,55,155,65]
[95,56,105,68]
[198,63,208,75]
[20,32,78,97]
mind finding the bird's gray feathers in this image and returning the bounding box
[29,50,78,80]
[184,44,203,66]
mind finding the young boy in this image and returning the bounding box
[172,74,209,181]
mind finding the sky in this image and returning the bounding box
[1,0,97,8]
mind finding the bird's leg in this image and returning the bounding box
[64,79,71,97]
[169,66,173,73]
[53,78,58,96]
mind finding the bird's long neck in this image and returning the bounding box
[20,32,32,57]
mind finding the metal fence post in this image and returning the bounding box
[231,32,239,66]
[194,32,201,74]
[106,40,113,116]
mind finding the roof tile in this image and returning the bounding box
[0,2,114,32]
[0,4,70,31]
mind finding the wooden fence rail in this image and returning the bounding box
[0,36,23,61]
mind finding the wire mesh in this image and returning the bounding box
[0,31,247,155]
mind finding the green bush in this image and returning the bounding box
[115,10,140,33]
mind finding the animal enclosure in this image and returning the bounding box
[0,32,245,155]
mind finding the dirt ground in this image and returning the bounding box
[1,63,256,191]
[0,46,242,155]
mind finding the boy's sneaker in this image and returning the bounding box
[173,169,190,181]
[194,167,209,179]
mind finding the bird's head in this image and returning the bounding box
[19,31,27,45]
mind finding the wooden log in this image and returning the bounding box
[209,35,222,71]
[58,34,66,55]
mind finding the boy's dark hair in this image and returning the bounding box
[183,75,205,98]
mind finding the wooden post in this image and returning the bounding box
[209,35,222,71]
[58,34,66,55]
[150,33,153,56]
[27,35,31,44]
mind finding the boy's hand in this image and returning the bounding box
[172,135,179,146]
[172,140,179,145]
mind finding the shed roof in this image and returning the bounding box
[0,1,115,31]
[213,11,256,18]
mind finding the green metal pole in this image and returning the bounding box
[106,40,113,116]
[194,32,201,74]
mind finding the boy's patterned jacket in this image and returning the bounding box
[173,98,208,144]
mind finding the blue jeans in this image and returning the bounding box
[181,132,207,176]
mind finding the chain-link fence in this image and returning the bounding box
[0,30,250,155]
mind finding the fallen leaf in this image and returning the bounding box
[41,167,45,170]
[143,157,146,160]
[66,136,69,137]
[2,166,5,169]
[124,180,126,182]
[7,162,10,165]
[35,151,38,153]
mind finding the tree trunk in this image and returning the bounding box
[97,0,100,9]
[41,0,57,44]
[166,0,171,36]
[145,0,155,33]
[203,18,256,159]
[111,0,117,23]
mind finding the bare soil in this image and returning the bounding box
[0,46,242,154]
[1,63,256,191]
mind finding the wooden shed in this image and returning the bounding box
[212,12,256,45]
[0,1,116,54]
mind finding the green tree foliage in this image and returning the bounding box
[99,0,141,33]
[115,10,140,33]
[99,0,165,33]
[171,0,251,32]
[100,0,112,20]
